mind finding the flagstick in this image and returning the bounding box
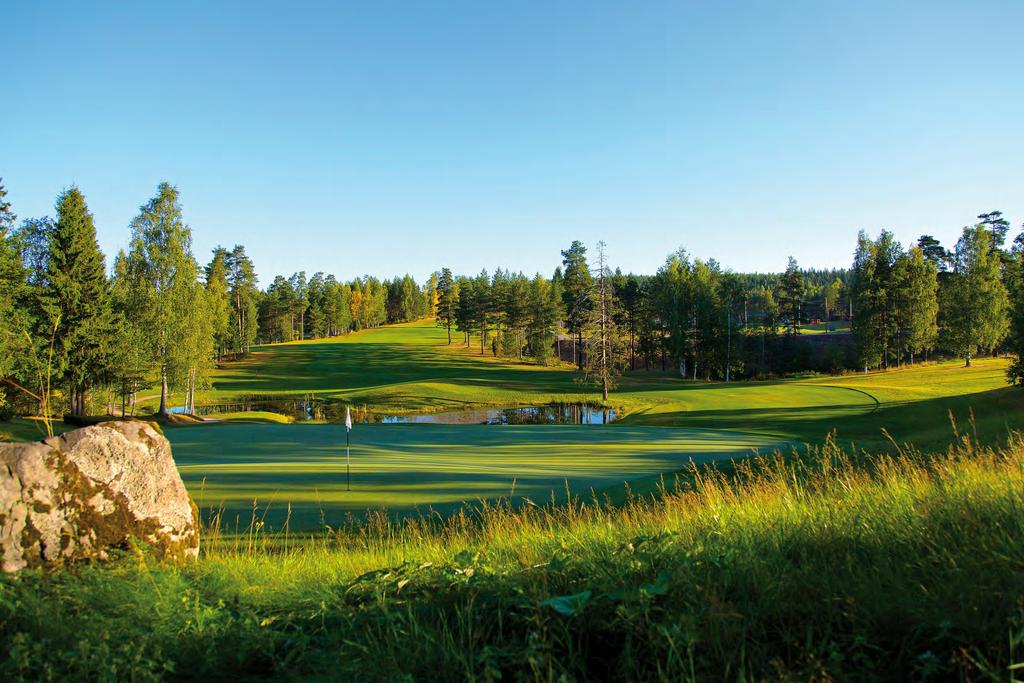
[345,406,353,492]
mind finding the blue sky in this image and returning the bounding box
[3,0,1021,284]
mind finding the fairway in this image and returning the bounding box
[22,320,1024,527]
[168,423,777,528]
[172,320,1024,449]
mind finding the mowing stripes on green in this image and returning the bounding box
[168,423,778,528]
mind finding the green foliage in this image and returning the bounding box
[435,267,458,343]
[895,246,939,361]
[561,240,593,367]
[1004,232,1024,385]
[226,245,258,352]
[0,179,27,389]
[779,255,804,334]
[122,182,202,414]
[943,224,1009,365]
[852,230,940,370]
[37,187,114,416]
[204,247,232,358]
[526,273,558,363]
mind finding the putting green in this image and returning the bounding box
[167,423,779,528]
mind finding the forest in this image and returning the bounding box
[0,177,1021,419]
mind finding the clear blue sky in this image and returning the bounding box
[3,0,1021,285]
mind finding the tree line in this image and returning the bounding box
[0,180,439,419]
[1,176,1022,419]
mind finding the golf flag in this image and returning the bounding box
[345,406,352,491]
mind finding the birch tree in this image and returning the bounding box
[123,182,199,416]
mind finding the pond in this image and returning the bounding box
[170,399,617,425]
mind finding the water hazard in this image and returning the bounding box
[172,398,617,425]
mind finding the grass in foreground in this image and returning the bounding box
[2,435,1022,681]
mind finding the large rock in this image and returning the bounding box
[0,420,199,572]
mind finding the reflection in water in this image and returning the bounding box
[172,398,617,425]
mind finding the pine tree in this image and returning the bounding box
[616,274,643,370]
[435,268,458,344]
[454,275,475,346]
[205,247,232,359]
[306,272,327,338]
[526,273,558,364]
[720,273,744,381]
[779,257,804,335]
[978,211,1011,253]
[583,242,620,400]
[227,245,258,354]
[917,235,951,272]
[561,240,593,369]
[289,271,309,339]
[501,273,529,358]
[654,250,694,377]
[473,270,492,355]
[38,187,114,416]
[755,284,779,373]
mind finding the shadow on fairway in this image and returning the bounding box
[167,423,778,529]
[214,339,581,399]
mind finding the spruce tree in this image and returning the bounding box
[779,257,804,335]
[0,179,28,407]
[39,187,113,416]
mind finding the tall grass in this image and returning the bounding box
[2,432,1024,681]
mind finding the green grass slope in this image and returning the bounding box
[163,320,1024,449]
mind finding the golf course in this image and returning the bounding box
[62,320,1014,529]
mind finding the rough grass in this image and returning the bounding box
[2,434,1022,681]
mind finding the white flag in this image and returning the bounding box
[345,406,352,432]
